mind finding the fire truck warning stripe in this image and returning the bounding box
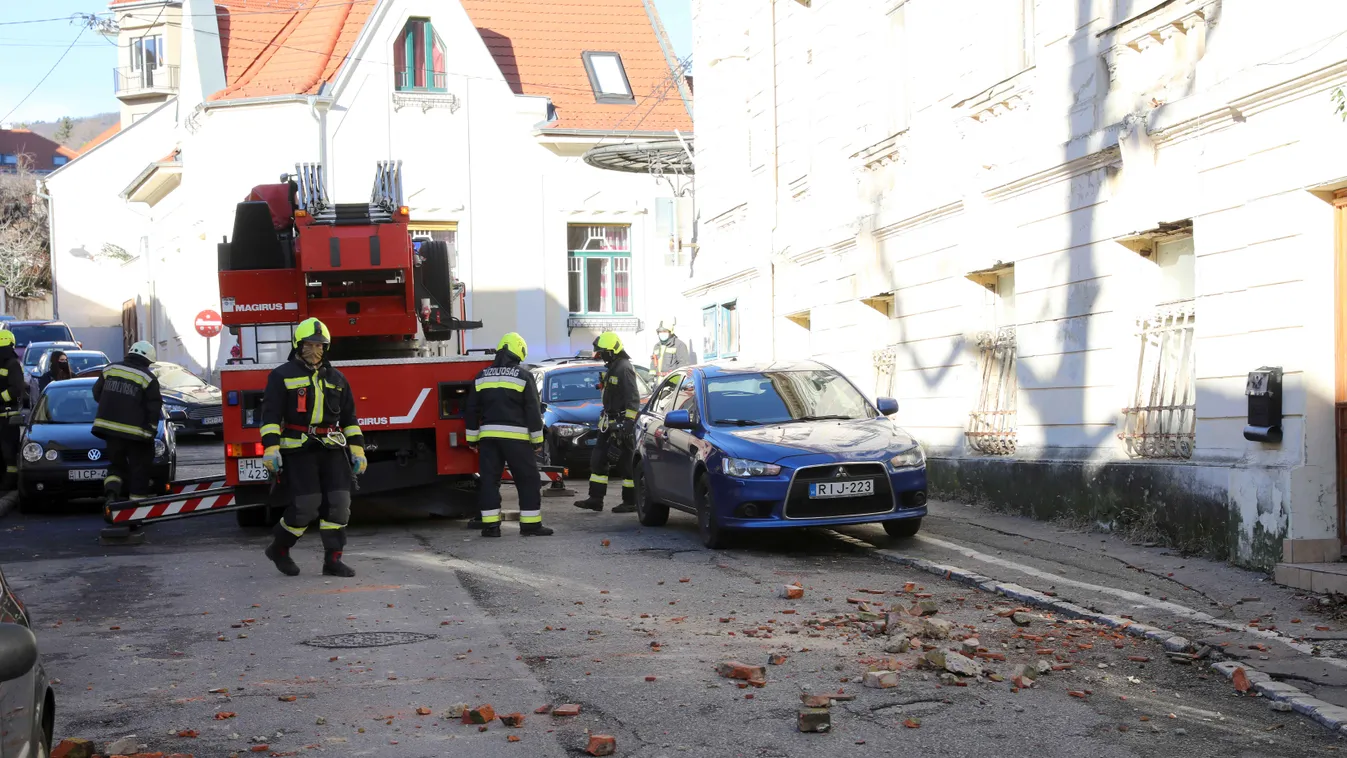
[111,492,237,522]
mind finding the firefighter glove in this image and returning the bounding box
[350,445,368,476]
[607,438,624,465]
[262,446,283,474]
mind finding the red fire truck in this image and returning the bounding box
[105,162,560,529]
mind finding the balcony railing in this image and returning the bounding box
[397,68,447,92]
[113,65,179,95]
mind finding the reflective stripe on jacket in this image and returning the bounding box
[464,352,543,445]
[0,351,22,419]
[651,336,691,377]
[260,357,364,452]
[91,356,163,440]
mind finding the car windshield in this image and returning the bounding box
[34,384,98,424]
[23,347,52,367]
[155,365,208,390]
[10,324,72,347]
[705,370,875,425]
[547,370,603,402]
[65,353,108,374]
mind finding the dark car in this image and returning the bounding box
[150,362,224,435]
[6,321,77,362]
[23,343,95,409]
[528,361,652,470]
[0,565,54,757]
[631,361,928,549]
[17,377,177,509]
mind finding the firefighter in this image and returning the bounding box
[650,318,691,381]
[464,332,552,538]
[92,341,164,503]
[574,331,640,514]
[0,330,23,490]
[259,318,367,578]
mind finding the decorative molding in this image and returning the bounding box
[954,68,1035,124]
[852,130,909,172]
[392,91,461,114]
[708,203,747,234]
[873,201,965,242]
[983,145,1121,203]
[788,174,810,200]
[681,265,761,299]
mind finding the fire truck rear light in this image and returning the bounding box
[227,391,240,406]
[227,443,265,458]
[295,209,308,217]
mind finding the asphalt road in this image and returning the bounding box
[1,438,1341,757]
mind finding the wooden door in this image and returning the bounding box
[121,300,137,356]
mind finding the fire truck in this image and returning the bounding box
[105,162,562,529]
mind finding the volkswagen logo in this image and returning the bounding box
[87,449,101,461]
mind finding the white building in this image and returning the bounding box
[691,0,1347,576]
[44,0,694,375]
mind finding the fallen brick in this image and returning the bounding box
[903,582,916,592]
[903,718,921,729]
[416,707,432,716]
[508,735,521,742]
[801,694,832,708]
[499,713,525,727]
[278,696,297,702]
[176,730,198,739]
[864,670,899,689]
[552,704,582,717]
[586,734,617,756]
[1233,667,1251,693]
[469,705,497,724]
[716,660,767,684]
[911,600,939,616]
[214,712,236,720]
[1068,691,1088,699]
[769,654,788,665]
[798,707,831,733]
[53,740,96,758]
[1128,656,1151,663]
[444,704,469,719]
[533,705,553,715]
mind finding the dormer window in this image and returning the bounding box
[582,51,635,104]
[395,18,447,92]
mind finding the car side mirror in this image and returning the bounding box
[876,397,899,416]
[665,409,694,429]
[0,623,39,683]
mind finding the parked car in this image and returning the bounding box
[20,341,82,406]
[631,361,928,549]
[150,362,224,435]
[0,565,54,757]
[29,349,110,404]
[528,360,652,471]
[7,321,78,362]
[17,377,177,509]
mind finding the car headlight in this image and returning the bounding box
[889,443,925,470]
[154,438,167,459]
[21,442,42,463]
[722,457,781,477]
[166,404,187,416]
[552,423,589,438]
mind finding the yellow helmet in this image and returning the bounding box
[0,330,13,348]
[656,318,676,333]
[593,331,624,356]
[294,318,331,347]
[497,332,528,361]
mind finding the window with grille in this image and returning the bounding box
[1120,236,1196,459]
[966,267,1017,455]
[567,225,632,316]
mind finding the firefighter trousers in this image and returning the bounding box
[476,438,542,526]
[0,416,19,490]
[104,437,154,499]
[274,444,352,554]
[588,430,634,504]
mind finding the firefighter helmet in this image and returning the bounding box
[593,331,624,357]
[0,330,13,348]
[294,318,331,347]
[129,340,157,363]
[656,318,676,333]
[497,332,528,361]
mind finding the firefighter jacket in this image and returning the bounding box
[464,351,543,445]
[599,354,641,429]
[0,347,22,419]
[651,335,692,377]
[91,354,164,441]
[260,355,364,452]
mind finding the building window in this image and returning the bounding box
[581,51,635,104]
[966,265,1017,455]
[567,225,632,315]
[52,155,68,167]
[702,301,739,360]
[132,35,162,72]
[0,154,16,166]
[395,19,447,92]
[1120,235,1196,459]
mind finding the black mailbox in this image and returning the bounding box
[1243,366,1282,443]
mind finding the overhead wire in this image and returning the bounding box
[0,25,86,124]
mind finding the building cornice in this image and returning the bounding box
[984,145,1122,203]
[681,265,761,299]
[874,201,964,242]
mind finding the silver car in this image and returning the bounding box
[0,565,53,757]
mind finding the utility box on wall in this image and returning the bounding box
[1243,366,1283,443]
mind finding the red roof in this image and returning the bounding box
[459,0,692,132]
[0,129,77,170]
[78,122,121,155]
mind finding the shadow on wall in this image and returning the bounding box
[475,28,522,95]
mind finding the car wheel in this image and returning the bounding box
[883,518,922,539]
[236,506,269,528]
[634,460,668,527]
[695,472,731,550]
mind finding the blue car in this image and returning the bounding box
[633,361,927,549]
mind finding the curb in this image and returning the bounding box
[844,533,1347,736]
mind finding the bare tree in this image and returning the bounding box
[0,160,51,299]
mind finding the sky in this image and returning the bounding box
[0,0,693,127]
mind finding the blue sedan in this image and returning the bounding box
[633,361,928,549]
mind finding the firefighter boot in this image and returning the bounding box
[265,522,302,577]
[481,523,501,538]
[520,522,554,536]
[320,528,356,577]
[572,497,603,512]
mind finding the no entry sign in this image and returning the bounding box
[195,309,222,338]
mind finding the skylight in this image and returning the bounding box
[582,51,635,104]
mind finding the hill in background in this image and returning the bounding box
[17,113,119,151]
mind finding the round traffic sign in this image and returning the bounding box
[195,309,222,338]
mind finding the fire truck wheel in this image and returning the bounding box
[419,240,454,309]
[236,506,270,528]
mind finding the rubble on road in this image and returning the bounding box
[552,703,582,717]
[52,739,95,758]
[586,734,617,755]
[780,584,804,599]
[863,670,899,689]
[716,660,767,686]
[798,707,832,732]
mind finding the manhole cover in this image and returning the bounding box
[303,632,436,649]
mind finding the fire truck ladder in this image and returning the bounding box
[293,162,331,215]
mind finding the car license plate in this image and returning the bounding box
[204,416,223,426]
[810,480,874,499]
[586,438,597,446]
[237,458,270,482]
[69,468,107,481]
